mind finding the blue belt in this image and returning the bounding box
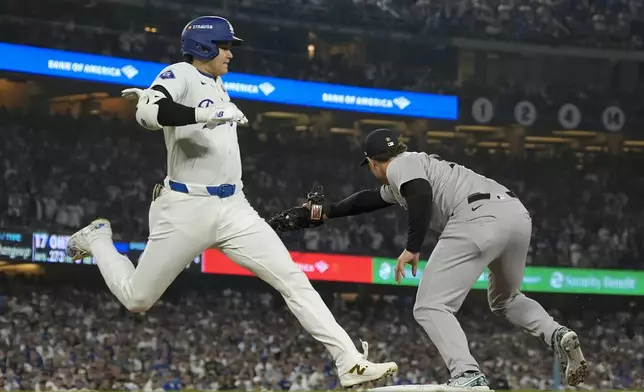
[168,180,236,198]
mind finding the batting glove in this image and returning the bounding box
[121,88,144,101]
[196,102,248,128]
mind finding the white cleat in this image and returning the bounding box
[553,327,588,386]
[66,219,112,261]
[339,340,398,388]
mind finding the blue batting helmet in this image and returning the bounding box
[181,16,243,61]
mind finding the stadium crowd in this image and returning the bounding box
[2,2,644,392]
[0,14,455,95]
[3,1,644,125]
[3,0,644,49]
[0,278,643,391]
[1,110,644,270]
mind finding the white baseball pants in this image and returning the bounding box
[88,186,362,372]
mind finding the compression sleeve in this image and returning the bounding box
[151,85,199,127]
[326,188,393,219]
[400,178,433,253]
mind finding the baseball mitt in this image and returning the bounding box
[268,185,326,232]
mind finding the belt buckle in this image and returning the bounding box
[218,184,235,198]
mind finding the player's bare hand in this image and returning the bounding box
[395,249,419,283]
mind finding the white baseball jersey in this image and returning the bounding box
[380,152,511,233]
[150,62,243,188]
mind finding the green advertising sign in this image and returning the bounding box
[372,258,644,296]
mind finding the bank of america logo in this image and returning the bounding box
[258,82,275,96]
[121,65,139,79]
[314,260,329,273]
[393,96,411,110]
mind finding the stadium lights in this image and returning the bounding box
[330,127,360,135]
[585,146,607,151]
[426,131,466,138]
[260,111,306,119]
[476,141,509,148]
[51,92,109,102]
[0,262,44,275]
[525,136,574,144]
[356,118,406,129]
[455,125,504,133]
[552,130,598,137]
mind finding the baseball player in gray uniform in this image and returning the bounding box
[269,128,587,390]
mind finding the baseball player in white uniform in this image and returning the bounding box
[66,16,397,388]
[269,128,588,391]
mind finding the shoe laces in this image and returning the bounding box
[359,339,369,360]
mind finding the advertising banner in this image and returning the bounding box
[202,249,373,283]
[0,42,458,120]
[0,231,32,262]
[372,258,644,295]
[3,226,642,296]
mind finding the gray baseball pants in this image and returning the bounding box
[413,194,562,377]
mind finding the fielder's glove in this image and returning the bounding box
[268,185,327,232]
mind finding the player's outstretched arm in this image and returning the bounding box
[267,186,394,233]
[323,188,394,220]
[121,86,247,130]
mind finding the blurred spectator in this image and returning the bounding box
[1,109,644,269]
[0,277,643,390]
[3,0,644,49]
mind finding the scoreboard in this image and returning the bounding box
[32,232,73,263]
[0,231,32,261]
[1,229,201,271]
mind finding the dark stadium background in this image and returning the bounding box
[2,0,644,390]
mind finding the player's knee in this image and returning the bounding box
[489,293,518,316]
[412,304,426,323]
[413,302,444,322]
[489,302,505,317]
[125,293,155,313]
[126,301,152,313]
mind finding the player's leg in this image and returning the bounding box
[67,189,211,312]
[487,208,587,386]
[215,196,397,388]
[412,218,498,390]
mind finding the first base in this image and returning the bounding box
[368,385,494,392]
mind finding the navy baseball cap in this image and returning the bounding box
[360,128,400,166]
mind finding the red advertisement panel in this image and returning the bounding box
[202,249,373,283]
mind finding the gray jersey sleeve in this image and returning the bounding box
[380,185,397,204]
[386,153,428,194]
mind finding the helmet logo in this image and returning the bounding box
[190,24,214,29]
